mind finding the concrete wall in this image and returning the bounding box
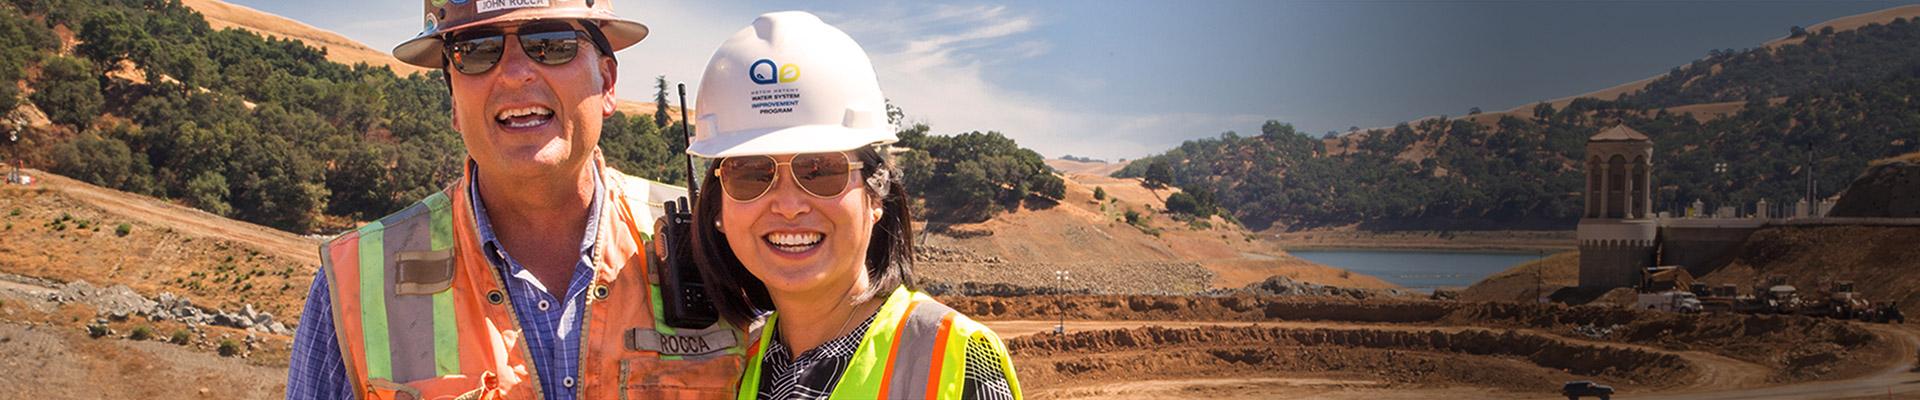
[1579,240,1654,288]
[1656,219,1764,277]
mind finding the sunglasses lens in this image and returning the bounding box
[518,29,581,65]
[448,35,504,74]
[793,152,854,198]
[721,156,778,202]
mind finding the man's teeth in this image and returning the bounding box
[765,232,823,252]
[495,106,554,127]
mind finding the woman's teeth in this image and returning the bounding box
[765,232,823,253]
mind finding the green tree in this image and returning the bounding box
[75,10,154,67]
[1142,159,1173,189]
[654,75,670,128]
[48,131,156,194]
[1165,192,1202,216]
[184,170,231,216]
[30,56,103,128]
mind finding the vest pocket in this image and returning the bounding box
[618,354,743,400]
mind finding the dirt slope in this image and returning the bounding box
[927,163,1395,292]
[0,169,317,323]
[1459,250,1577,303]
[181,0,425,75]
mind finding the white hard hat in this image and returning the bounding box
[687,11,895,158]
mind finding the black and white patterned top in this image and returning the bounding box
[755,300,1016,400]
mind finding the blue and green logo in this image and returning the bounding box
[749,59,800,85]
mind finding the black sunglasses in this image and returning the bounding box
[443,21,612,75]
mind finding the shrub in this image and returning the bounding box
[129,326,153,341]
[1092,187,1107,201]
[217,339,240,357]
[169,330,191,345]
[115,223,131,236]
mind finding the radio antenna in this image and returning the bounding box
[676,83,698,202]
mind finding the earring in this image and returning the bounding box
[713,220,722,229]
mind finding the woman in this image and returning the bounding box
[683,11,1022,400]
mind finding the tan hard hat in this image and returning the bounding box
[392,0,649,69]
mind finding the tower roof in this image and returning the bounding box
[1590,125,1651,142]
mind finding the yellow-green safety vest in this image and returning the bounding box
[736,286,1022,400]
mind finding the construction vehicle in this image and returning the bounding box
[1805,281,1871,319]
[1860,301,1906,324]
[1637,291,1702,313]
[1763,284,1802,314]
[1562,380,1614,400]
[1697,283,1742,313]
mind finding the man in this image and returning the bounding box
[287,0,743,399]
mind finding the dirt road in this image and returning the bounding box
[986,319,1905,399]
[27,170,320,266]
[1632,324,1920,400]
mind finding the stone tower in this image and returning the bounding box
[1577,125,1656,289]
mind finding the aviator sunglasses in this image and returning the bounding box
[443,21,614,75]
[716,152,866,202]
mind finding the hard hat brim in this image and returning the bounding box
[686,124,897,159]
[393,10,648,69]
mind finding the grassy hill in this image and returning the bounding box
[1119,7,1920,232]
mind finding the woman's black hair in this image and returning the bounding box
[690,145,915,327]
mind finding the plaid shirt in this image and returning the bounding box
[287,169,603,400]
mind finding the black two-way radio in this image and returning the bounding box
[660,83,720,329]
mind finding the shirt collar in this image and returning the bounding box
[467,161,605,275]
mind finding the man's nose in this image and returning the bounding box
[495,38,537,87]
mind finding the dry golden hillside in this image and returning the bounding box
[1326,5,1920,139]
[929,161,1398,292]
[180,0,425,76]
[179,0,680,117]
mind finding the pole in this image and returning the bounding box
[1055,270,1070,335]
[1536,249,1545,304]
[6,129,16,184]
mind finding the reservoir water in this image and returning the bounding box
[1288,249,1550,292]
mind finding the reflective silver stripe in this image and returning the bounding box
[380,202,441,383]
[885,300,956,399]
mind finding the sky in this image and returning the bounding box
[226,0,1919,160]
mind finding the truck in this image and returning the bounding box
[1805,281,1870,319]
[1637,290,1702,313]
[1562,380,1614,400]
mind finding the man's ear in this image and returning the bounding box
[446,74,462,132]
[601,56,618,118]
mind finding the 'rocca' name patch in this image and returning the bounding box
[476,0,548,14]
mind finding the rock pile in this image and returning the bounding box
[919,261,1214,296]
[1210,276,1415,300]
[47,280,292,336]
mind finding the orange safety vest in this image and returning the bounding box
[319,156,744,400]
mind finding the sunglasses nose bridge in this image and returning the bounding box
[490,35,543,78]
[761,169,814,219]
